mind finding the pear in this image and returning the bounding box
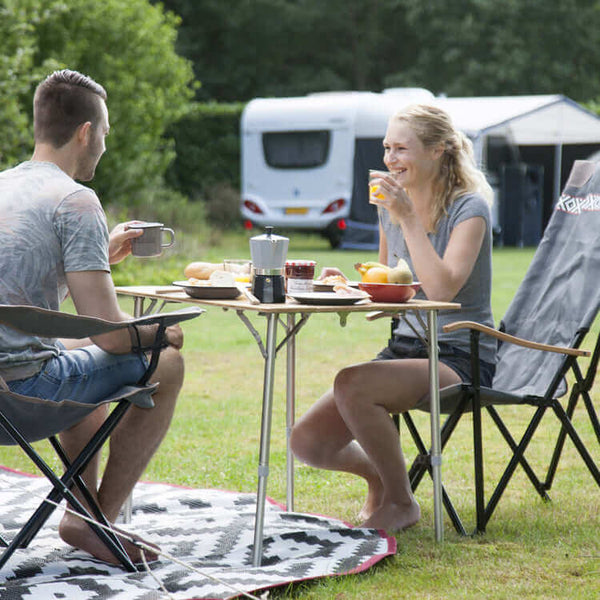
[388,258,413,284]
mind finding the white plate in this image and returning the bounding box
[289,292,369,306]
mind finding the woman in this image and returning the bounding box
[290,104,496,532]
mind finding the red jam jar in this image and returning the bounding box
[285,260,316,294]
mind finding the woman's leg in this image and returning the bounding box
[290,388,383,518]
[292,357,461,531]
[333,358,460,530]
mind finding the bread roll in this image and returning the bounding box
[183,261,221,280]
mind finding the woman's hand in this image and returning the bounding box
[369,172,416,224]
[108,221,144,265]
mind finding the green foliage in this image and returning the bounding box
[395,0,600,101]
[0,0,63,168]
[157,0,600,104]
[165,102,244,197]
[156,0,416,101]
[0,0,196,207]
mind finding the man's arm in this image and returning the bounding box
[65,270,183,353]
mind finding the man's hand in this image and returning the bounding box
[108,221,144,265]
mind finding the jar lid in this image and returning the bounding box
[285,260,316,266]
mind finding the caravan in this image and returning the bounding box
[240,90,600,248]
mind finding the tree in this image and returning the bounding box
[388,0,600,101]
[154,0,600,104]
[0,0,63,169]
[155,0,416,101]
[0,0,196,206]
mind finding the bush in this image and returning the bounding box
[1,0,196,209]
[165,102,244,198]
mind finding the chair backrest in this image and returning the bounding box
[493,160,600,397]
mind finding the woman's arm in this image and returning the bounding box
[402,215,486,302]
[378,223,388,265]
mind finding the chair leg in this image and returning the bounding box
[550,400,600,487]
[482,405,547,528]
[472,389,485,534]
[486,406,550,500]
[0,402,139,572]
[402,411,467,535]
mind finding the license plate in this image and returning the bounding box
[285,207,308,215]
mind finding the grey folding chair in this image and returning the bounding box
[0,304,203,571]
[401,160,600,535]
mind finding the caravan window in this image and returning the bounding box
[263,130,330,169]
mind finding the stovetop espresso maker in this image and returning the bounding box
[249,226,289,303]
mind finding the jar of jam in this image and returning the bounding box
[285,260,316,294]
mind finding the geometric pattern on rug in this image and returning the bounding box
[0,467,396,599]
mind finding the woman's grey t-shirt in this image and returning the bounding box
[0,161,110,380]
[379,193,496,365]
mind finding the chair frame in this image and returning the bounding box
[0,305,203,571]
[400,320,598,536]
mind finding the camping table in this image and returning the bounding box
[115,285,459,566]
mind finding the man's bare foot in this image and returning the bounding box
[360,498,421,532]
[59,512,159,565]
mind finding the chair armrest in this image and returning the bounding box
[442,321,590,357]
[0,305,204,340]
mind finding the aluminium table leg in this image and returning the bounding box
[251,312,278,567]
[118,296,146,525]
[427,310,444,542]
[285,314,296,512]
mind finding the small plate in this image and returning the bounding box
[173,281,241,300]
[312,280,360,292]
[289,292,369,306]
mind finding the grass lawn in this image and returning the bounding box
[1,233,599,599]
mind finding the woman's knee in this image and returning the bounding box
[333,364,365,410]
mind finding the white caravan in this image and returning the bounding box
[240,89,600,247]
[240,88,435,247]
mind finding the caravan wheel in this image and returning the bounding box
[324,223,344,249]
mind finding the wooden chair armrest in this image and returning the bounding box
[442,321,590,357]
[365,311,400,322]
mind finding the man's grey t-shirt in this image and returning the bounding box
[379,193,496,365]
[0,161,110,380]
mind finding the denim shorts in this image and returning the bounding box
[7,344,149,406]
[376,335,495,406]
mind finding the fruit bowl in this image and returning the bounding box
[358,282,421,303]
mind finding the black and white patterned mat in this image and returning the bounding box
[0,468,395,599]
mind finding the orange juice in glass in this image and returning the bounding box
[223,259,252,283]
[369,169,387,202]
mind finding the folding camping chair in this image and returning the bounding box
[0,304,203,571]
[401,160,600,535]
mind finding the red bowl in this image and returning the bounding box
[358,282,421,303]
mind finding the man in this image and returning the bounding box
[0,69,184,563]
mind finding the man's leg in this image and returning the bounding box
[58,346,184,563]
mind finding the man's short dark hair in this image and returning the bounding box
[33,69,107,149]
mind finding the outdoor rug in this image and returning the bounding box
[0,467,396,599]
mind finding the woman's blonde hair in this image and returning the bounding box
[391,104,494,230]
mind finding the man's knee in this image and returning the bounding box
[154,345,184,387]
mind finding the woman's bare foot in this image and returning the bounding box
[360,497,421,532]
[357,479,384,522]
[59,511,159,564]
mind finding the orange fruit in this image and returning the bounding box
[362,267,389,283]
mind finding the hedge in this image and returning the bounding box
[166,102,245,200]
